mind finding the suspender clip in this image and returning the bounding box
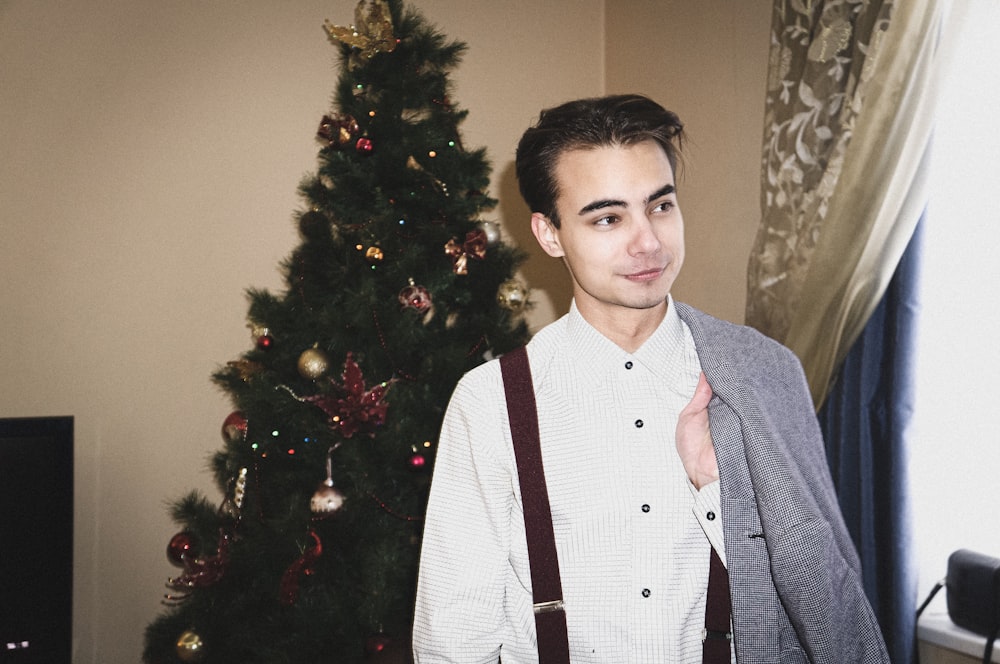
[532,599,565,615]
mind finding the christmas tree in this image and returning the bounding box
[143,1,530,662]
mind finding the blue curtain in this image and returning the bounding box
[818,216,923,664]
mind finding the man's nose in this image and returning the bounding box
[628,216,661,255]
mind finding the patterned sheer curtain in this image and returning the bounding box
[746,0,943,408]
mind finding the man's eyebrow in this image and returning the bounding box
[576,183,676,216]
[647,183,676,202]
[578,197,626,215]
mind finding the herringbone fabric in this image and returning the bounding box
[675,302,889,663]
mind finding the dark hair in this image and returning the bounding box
[515,94,684,228]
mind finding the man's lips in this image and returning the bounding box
[624,267,666,282]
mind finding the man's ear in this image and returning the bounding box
[530,212,564,258]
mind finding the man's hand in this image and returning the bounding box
[676,372,718,490]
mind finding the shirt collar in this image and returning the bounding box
[564,296,699,392]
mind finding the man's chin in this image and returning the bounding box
[620,293,671,311]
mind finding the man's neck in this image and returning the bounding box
[574,299,669,353]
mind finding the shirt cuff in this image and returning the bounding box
[690,479,726,567]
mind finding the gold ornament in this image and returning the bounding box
[220,467,248,519]
[323,0,397,64]
[233,467,248,509]
[365,246,384,264]
[297,346,331,380]
[175,629,205,663]
[497,279,529,313]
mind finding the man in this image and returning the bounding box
[412,94,888,663]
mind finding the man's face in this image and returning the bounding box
[531,140,685,325]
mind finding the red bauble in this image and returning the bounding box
[355,137,374,155]
[167,531,196,567]
[256,334,274,350]
[398,284,432,313]
[221,411,248,443]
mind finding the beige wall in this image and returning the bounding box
[606,1,772,322]
[0,1,769,661]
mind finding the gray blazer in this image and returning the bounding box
[676,303,890,663]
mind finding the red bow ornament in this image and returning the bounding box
[444,229,487,275]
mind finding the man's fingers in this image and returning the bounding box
[683,372,712,414]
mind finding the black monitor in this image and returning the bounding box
[0,416,73,663]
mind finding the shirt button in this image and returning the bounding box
[641,588,651,598]
[625,361,633,370]
[641,504,650,513]
[634,419,644,428]
[706,511,716,521]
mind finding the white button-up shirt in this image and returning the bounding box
[413,298,726,663]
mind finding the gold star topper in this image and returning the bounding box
[324,0,397,62]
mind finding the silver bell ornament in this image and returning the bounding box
[311,445,346,516]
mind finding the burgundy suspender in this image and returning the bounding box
[500,347,571,664]
[703,548,733,663]
[499,346,733,663]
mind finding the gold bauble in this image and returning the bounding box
[297,347,331,380]
[496,279,529,313]
[175,629,205,663]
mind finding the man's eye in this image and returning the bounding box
[653,201,674,213]
[594,215,617,226]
